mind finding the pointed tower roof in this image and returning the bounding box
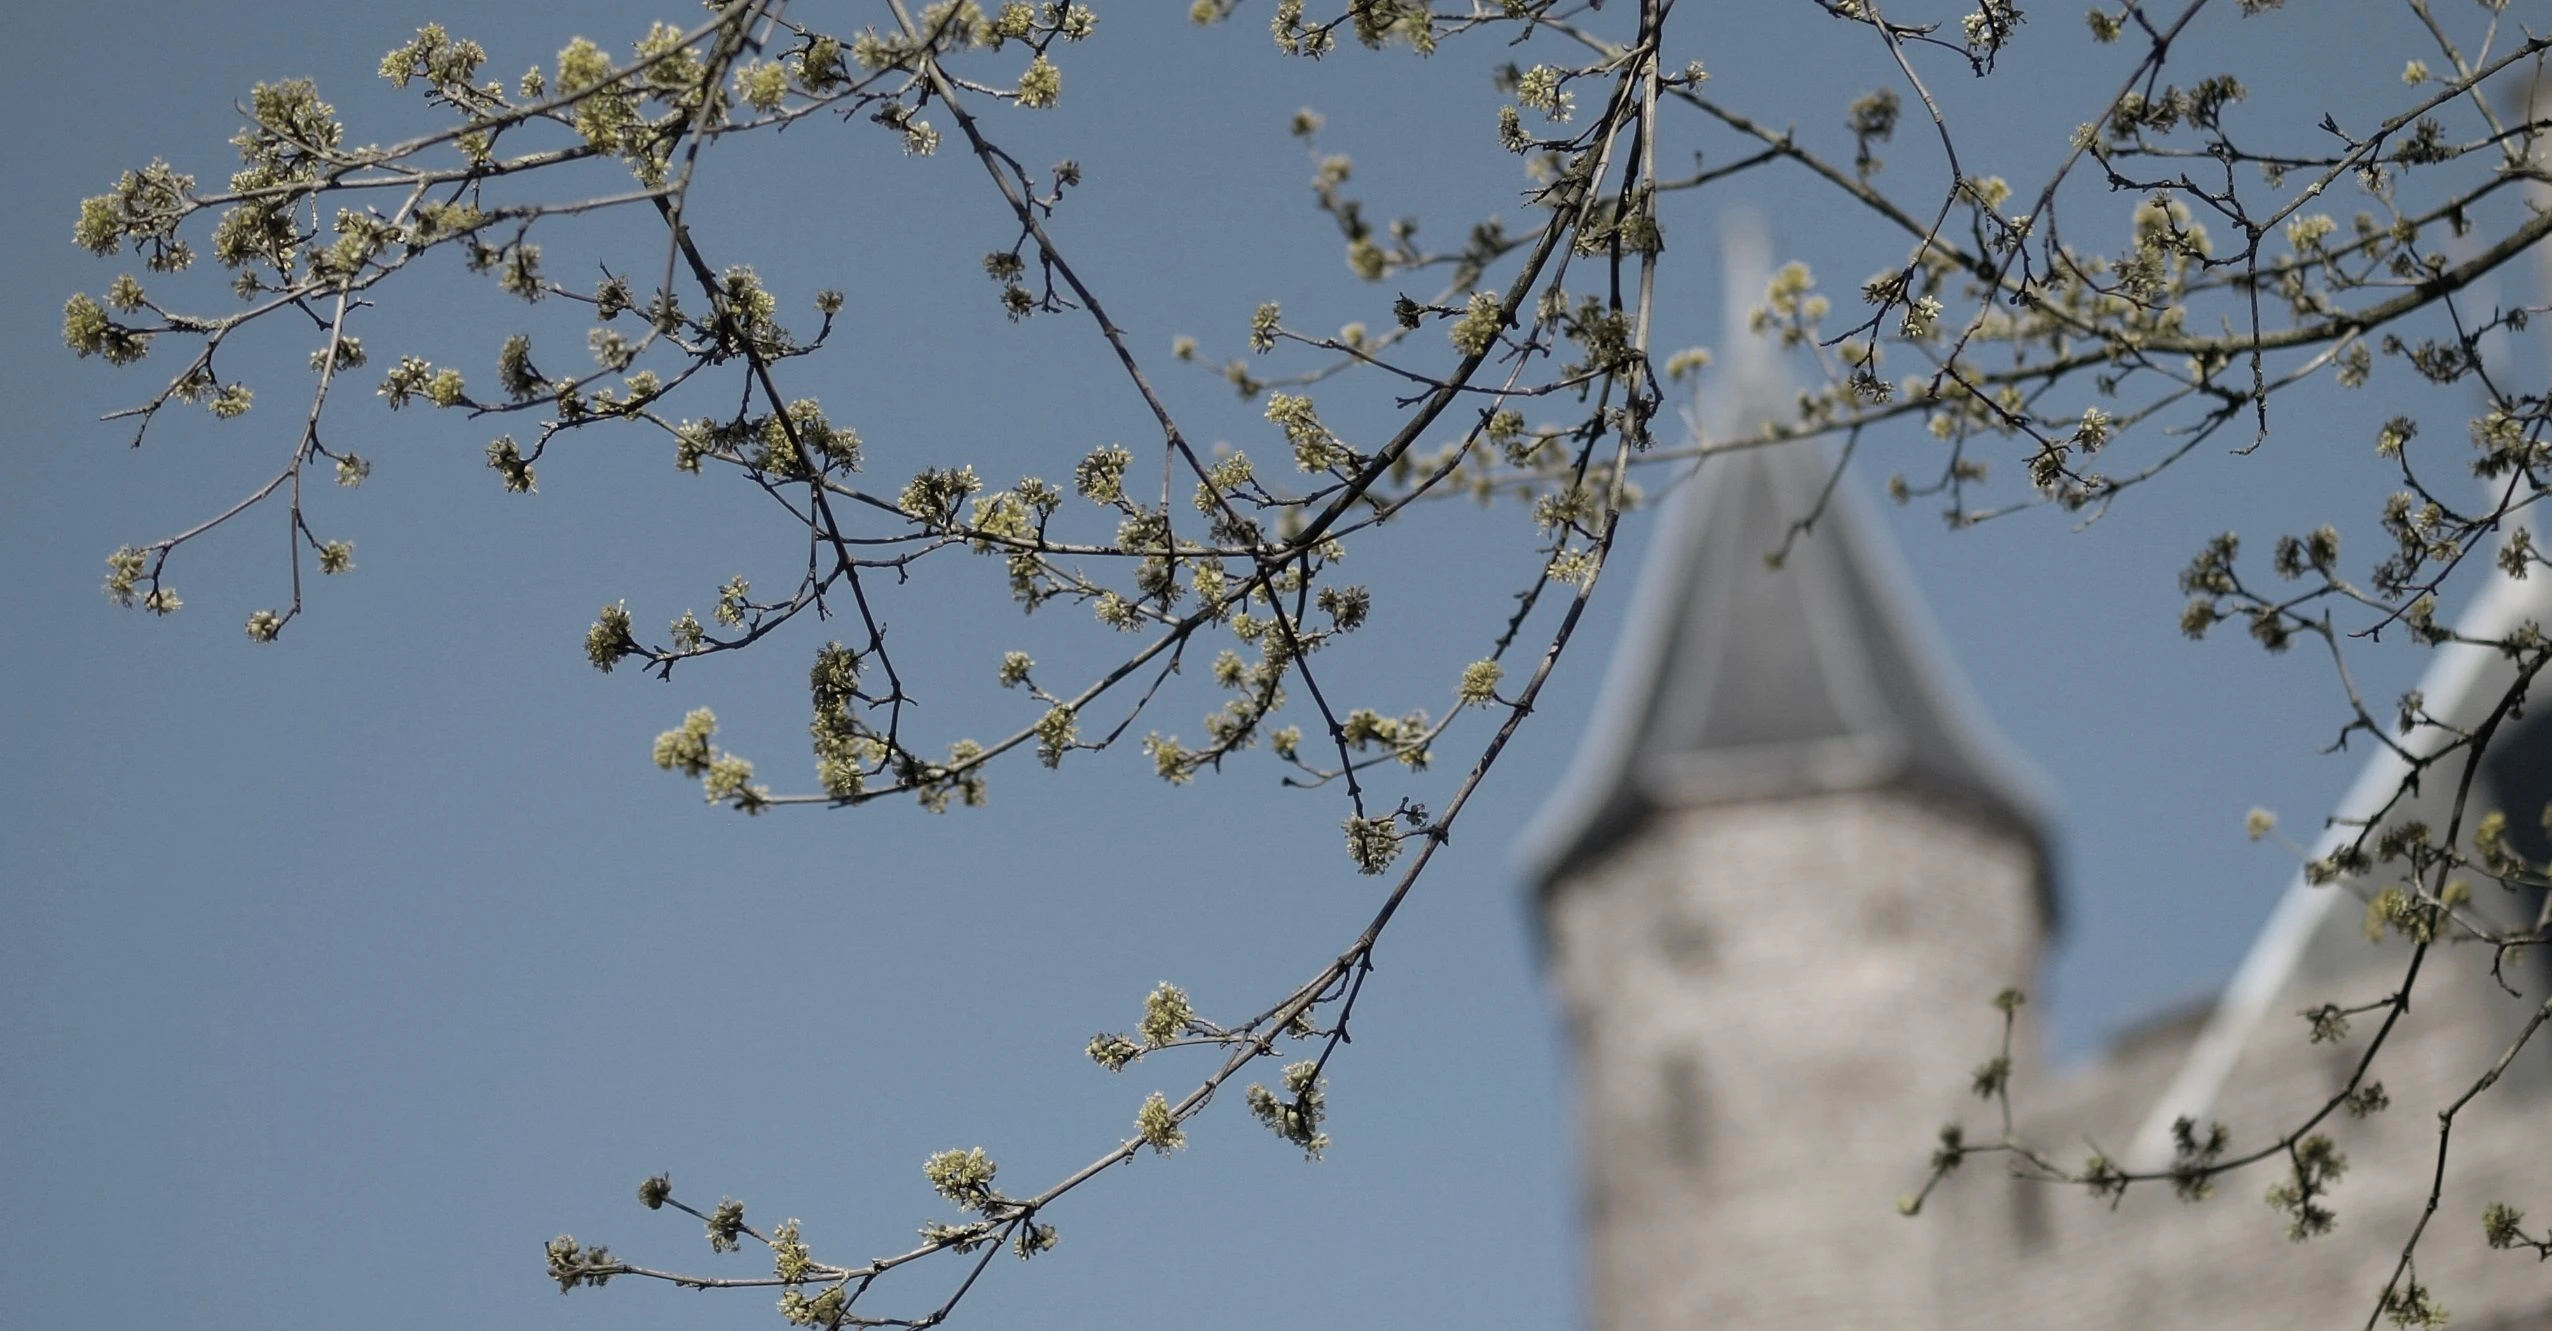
[1513,215,2056,923]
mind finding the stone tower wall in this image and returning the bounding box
[1546,787,2040,1331]
[1550,784,2552,1328]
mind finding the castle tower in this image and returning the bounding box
[1513,224,2055,1330]
[1516,214,2552,1330]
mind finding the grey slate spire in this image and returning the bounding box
[1513,215,2055,921]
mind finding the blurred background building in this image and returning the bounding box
[1516,226,2552,1330]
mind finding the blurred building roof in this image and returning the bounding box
[1513,214,2055,922]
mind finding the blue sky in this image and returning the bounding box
[2,4,2527,1329]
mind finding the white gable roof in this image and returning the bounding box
[2129,566,2552,1167]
